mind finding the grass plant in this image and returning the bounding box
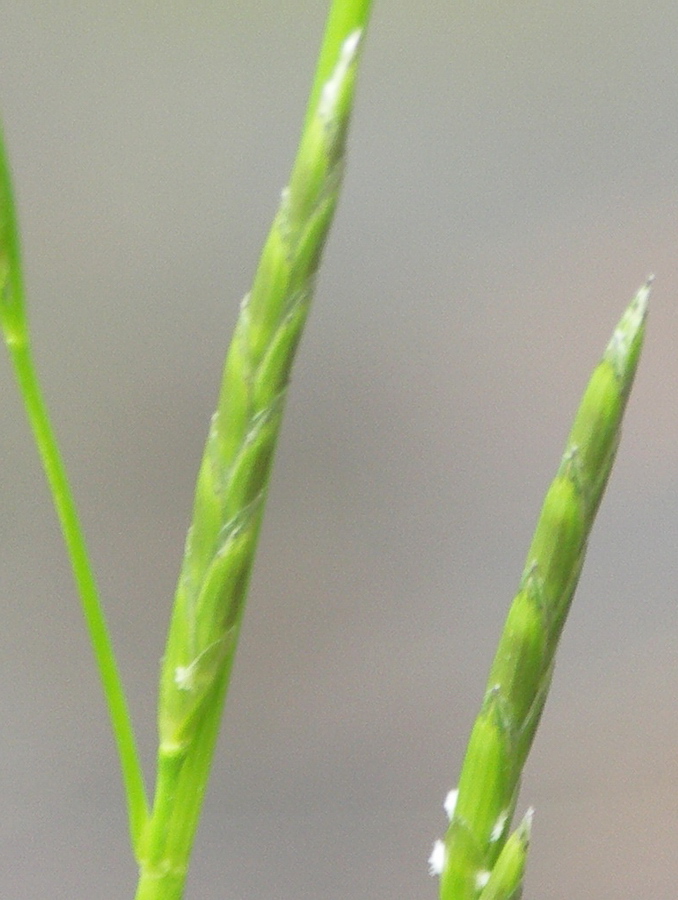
[0,2,650,898]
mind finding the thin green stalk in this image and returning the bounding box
[0,129,149,851]
[430,283,650,900]
[135,1,374,897]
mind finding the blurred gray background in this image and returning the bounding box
[0,1,677,897]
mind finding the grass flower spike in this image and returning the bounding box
[157,22,365,755]
[137,5,372,899]
[435,283,650,900]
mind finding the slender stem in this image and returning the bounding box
[134,671,229,900]
[0,129,149,852]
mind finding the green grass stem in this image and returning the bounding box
[431,283,650,900]
[0,129,150,852]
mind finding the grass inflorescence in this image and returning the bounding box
[430,282,650,900]
[0,2,652,898]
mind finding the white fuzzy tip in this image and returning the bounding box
[341,28,363,60]
[428,840,446,877]
[174,665,193,691]
[443,788,459,822]
[490,810,509,842]
[444,788,459,821]
[319,29,362,119]
[475,870,491,891]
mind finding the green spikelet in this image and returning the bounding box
[436,282,650,900]
[477,809,532,900]
[132,14,371,899]
[158,26,364,755]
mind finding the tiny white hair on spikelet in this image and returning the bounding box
[319,29,363,121]
[444,788,458,821]
[428,840,446,877]
[490,809,509,842]
[475,870,491,891]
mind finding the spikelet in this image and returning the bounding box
[157,29,364,755]
[435,282,650,900]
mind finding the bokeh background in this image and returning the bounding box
[0,1,677,897]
